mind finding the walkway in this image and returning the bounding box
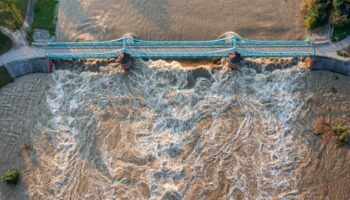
[315,36,350,60]
[39,36,315,59]
[0,35,349,66]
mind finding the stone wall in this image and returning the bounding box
[4,59,50,79]
[312,57,350,76]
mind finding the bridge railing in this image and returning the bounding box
[41,37,125,47]
[131,38,234,47]
[43,35,315,59]
[237,38,313,46]
[39,36,314,48]
[46,48,124,59]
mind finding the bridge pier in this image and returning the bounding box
[228,52,242,70]
[118,52,132,71]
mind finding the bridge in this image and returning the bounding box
[35,35,315,60]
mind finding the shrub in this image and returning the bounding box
[330,0,350,27]
[1,169,20,184]
[336,50,349,57]
[303,0,332,30]
[332,124,350,143]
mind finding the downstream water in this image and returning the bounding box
[20,61,316,199]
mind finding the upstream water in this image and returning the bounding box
[57,0,304,41]
[23,61,318,199]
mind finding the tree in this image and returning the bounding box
[303,0,332,30]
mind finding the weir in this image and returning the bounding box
[35,35,315,60]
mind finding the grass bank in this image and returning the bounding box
[0,0,28,30]
[32,0,58,34]
[0,0,27,54]
[0,66,13,89]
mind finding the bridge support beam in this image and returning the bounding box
[48,59,53,73]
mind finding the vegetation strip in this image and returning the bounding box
[302,0,350,41]
[0,0,27,29]
[32,0,58,34]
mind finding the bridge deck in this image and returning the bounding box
[37,36,315,59]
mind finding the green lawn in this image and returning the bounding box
[32,0,58,34]
[0,66,12,89]
[0,0,28,30]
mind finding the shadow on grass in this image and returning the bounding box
[0,66,13,89]
[0,31,12,55]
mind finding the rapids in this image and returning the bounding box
[25,60,314,199]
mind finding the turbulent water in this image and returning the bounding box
[0,60,349,199]
[12,61,316,199]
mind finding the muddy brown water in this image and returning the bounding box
[1,0,350,199]
[57,0,305,41]
[0,60,349,200]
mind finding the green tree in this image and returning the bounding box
[0,0,24,29]
[303,0,332,30]
[331,0,350,27]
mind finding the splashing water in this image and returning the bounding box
[31,60,311,199]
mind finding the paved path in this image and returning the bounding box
[0,46,45,65]
[315,36,350,61]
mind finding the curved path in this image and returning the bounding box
[315,36,350,60]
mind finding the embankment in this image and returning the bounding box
[0,58,49,88]
[312,57,350,76]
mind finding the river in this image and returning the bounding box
[56,0,305,41]
[0,0,350,199]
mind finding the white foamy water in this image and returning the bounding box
[24,61,313,199]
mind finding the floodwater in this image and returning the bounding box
[1,0,350,199]
[1,59,350,200]
[57,0,305,41]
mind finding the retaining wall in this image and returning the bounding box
[312,57,350,76]
[4,58,50,79]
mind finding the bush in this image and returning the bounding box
[1,169,20,184]
[332,124,350,143]
[303,0,332,30]
[336,50,349,57]
[331,0,350,27]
